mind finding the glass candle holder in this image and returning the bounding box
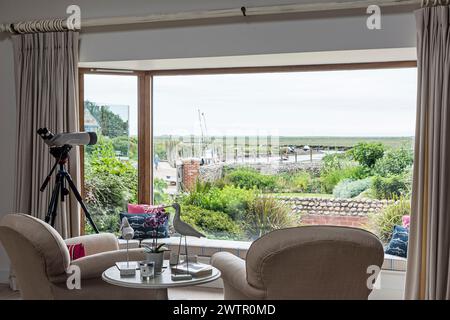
[139,261,155,281]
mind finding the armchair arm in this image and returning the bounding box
[66,248,146,281]
[65,233,119,256]
[211,252,265,299]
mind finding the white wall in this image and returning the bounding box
[0,0,417,283]
[0,33,16,283]
[0,0,417,62]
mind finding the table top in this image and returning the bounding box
[102,260,221,289]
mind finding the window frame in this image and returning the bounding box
[78,60,417,233]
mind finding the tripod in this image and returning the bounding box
[40,144,99,233]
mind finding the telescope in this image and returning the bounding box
[37,127,99,233]
[37,127,97,147]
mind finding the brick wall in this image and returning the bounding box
[182,159,201,191]
[301,214,369,228]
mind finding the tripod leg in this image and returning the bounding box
[61,175,65,202]
[63,172,99,234]
[40,159,59,192]
[45,175,61,225]
[50,183,60,227]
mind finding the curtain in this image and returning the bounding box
[13,31,81,238]
[406,6,450,300]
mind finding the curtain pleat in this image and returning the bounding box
[406,6,450,300]
[12,32,80,238]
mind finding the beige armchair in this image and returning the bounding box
[0,213,164,300]
[212,226,384,300]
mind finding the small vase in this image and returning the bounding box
[145,252,164,274]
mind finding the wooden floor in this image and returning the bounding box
[0,284,20,300]
[0,284,224,300]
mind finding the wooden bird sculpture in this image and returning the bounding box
[120,217,134,268]
[172,203,205,238]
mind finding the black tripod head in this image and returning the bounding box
[40,145,72,192]
[49,144,72,164]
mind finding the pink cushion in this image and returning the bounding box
[127,203,164,214]
[67,243,86,261]
[402,215,410,228]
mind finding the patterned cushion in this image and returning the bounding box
[119,212,169,240]
[385,225,408,258]
[402,215,410,228]
[127,203,164,214]
[67,243,86,261]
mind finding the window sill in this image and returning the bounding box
[118,238,406,271]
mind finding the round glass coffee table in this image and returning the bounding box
[102,260,221,300]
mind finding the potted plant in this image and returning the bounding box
[142,208,169,274]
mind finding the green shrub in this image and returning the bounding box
[276,171,313,193]
[374,148,414,176]
[321,153,352,172]
[225,167,277,192]
[402,166,414,198]
[319,166,363,193]
[211,178,227,189]
[154,142,167,161]
[85,214,121,236]
[182,184,257,220]
[348,142,385,169]
[84,136,138,233]
[347,165,372,180]
[320,169,345,193]
[291,171,311,192]
[371,175,409,200]
[333,178,373,199]
[356,188,377,199]
[244,196,296,239]
[319,151,368,194]
[111,135,137,158]
[154,178,170,205]
[368,197,410,243]
[181,205,242,240]
[307,177,323,194]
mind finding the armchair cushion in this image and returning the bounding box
[65,233,119,256]
[69,248,146,280]
[211,252,265,299]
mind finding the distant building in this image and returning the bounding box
[84,108,99,132]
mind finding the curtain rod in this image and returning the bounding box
[0,0,423,34]
[421,0,450,6]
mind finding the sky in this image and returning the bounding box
[85,67,417,137]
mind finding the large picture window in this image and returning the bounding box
[81,63,417,245]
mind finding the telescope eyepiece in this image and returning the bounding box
[37,127,54,141]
